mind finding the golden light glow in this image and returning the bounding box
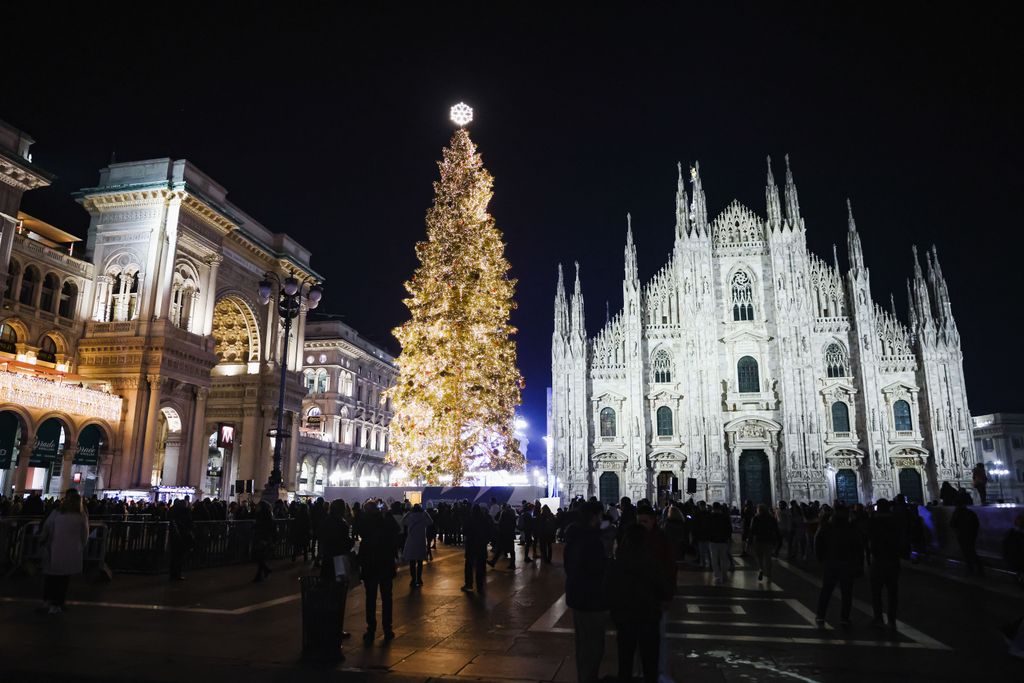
[386,128,524,484]
[449,102,473,127]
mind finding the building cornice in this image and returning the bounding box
[0,150,53,192]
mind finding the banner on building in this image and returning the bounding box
[29,418,62,467]
[74,424,104,466]
[217,424,235,449]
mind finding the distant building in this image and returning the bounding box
[972,413,1024,503]
[551,159,976,506]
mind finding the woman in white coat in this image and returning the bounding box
[38,489,90,614]
[402,504,433,588]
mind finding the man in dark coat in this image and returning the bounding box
[564,500,608,683]
[867,498,902,629]
[489,504,517,569]
[355,500,400,642]
[168,498,193,581]
[814,506,864,626]
[950,499,983,575]
[462,504,493,592]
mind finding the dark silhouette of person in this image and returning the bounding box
[867,498,902,629]
[814,506,864,627]
[950,498,984,576]
[564,500,608,683]
[462,504,493,593]
[355,500,400,642]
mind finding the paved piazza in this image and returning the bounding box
[1,544,1021,682]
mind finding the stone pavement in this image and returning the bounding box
[2,541,1023,682]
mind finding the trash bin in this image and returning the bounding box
[300,575,347,658]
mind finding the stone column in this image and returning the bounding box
[137,375,164,488]
[201,254,222,336]
[186,387,210,493]
[58,439,77,492]
[12,426,33,495]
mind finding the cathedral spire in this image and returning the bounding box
[624,213,638,284]
[906,278,918,330]
[570,261,585,340]
[690,161,708,233]
[911,245,933,330]
[766,155,783,228]
[783,154,802,228]
[890,292,897,317]
[553,263,568,338]
[675,162,690,242]
[845,198,866,276]
[927,244,955,329]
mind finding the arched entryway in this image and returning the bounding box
[71,423,108,497]
[656,471,679,506]
[0,410,26,494]
[154,407,182,487]
[835,469,859,505]
[898,468,924,504]
[738,450,771,505]
[29,416,70,495]
[599,471,620,506]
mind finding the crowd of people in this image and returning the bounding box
[6,487,1024,677]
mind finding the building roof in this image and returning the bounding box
[17,212,82,247]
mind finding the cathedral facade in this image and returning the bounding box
[550,158,976,507]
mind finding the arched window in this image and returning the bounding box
[40,274,59,312]
[656,406,673,436]
[304,369,316,393]
[306,406,321,428]
[652,349,672,383]
[825,343,848,378]
[600,407,616,437]
[170,264,199,331]
[831,401,850,433]
[19,266,38,306]
[38,335,58,363]
[0,322,17,354]
[731,270,755,321]
[315,369,329,394]
[893,400,913,432]
[4,260,19,301]
[737,356,760,393]
[58,281,78,318]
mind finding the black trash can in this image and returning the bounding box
[300,575,347,658]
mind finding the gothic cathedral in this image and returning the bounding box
[550,157,976,507]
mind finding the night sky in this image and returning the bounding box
[5,4,1022,462]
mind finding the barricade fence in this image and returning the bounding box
[4,518,293,575]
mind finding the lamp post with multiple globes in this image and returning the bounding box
[257,272,323,501]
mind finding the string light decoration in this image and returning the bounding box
[386,119,524,484]
[450,102,473,127]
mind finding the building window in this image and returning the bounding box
[40,273,59,313]
[315,368,329,394]
[19,265,38,306]
[731,270,755,321]
[652,349,672,383]
[58,281,78,318]
[656,406,673,436]
[4,260,19,300]
[1012,436,1023,449]
[893,400,913,432]
[737,356,759,393]
[38,335,58,364]
[831,402,850,433]
[0,322,17,354]
[825,343,848,378]
[600,407,616,437]
[982,438,994,451]
[304,369,316,394]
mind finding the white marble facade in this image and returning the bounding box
[550,158,976,507]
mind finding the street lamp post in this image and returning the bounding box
[258,272,322,501]
[990,460,1009,503]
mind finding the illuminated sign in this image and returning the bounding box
[218,424,235,449]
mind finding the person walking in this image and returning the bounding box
[707,502,733,585]
[462,504,493,592]
[167,498,193,581]
[750,503,780,583]
[252,501,276,582]
[950,498,983,575]
[537,505,557,564]
[489,504,517,569]
[972,463,988,505]
[38,489,89,614]
[402,503,432,588]
[867,498,902,629]
[814,506,864,627]
[289,503,312,563]
[318,499,355,641]
[564,501,608,683]
[356,501,400,643]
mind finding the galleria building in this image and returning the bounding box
[550,159,977,507]
[0,119,398,501]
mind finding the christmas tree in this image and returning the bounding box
[387,107,525,484]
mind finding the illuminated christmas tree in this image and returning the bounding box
[387,104,525,484]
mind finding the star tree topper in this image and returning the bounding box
[450,102,473,127]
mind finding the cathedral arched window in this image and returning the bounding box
[656,406,673,436]
[600,407,616,437]
[893,400,913,432]
[737,356,759,393]
[652,349,672,383]
[831,402,850,433]
[825,343,848,378]
[731,270,755,321]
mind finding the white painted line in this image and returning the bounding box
[527,593,568,632]
[668,632,941,649]
[686,603,747,614]
[669,620,818,629]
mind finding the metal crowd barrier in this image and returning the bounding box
[4,517,295,576]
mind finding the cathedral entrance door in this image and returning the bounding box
[898,468,924,504]
[599,472,620,506]
[657,471,679,506]
[738,450,771,505]
[835,469,859,505]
